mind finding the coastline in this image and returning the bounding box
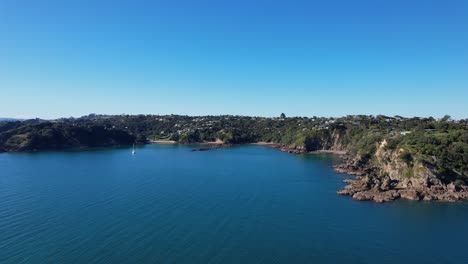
[150,140,177,144]
[251,142,347,155]
[150,139,225,145]
[333,159,468,203]
[3,139,467,203]
[309,150,347,155]
[254,143,468,203]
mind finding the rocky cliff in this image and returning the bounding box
[335,139,468,202]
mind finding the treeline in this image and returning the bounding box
[0,114,467,182]
[0,121,138,152]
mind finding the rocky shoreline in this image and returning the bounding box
[256,143,347,155]
[334,161,468,203]
[263,144,468,203]
[4,136,466,203]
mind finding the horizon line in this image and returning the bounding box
[2,113,464,121]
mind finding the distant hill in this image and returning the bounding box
[0,118,23,122]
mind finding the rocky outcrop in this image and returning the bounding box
[335,140,468,203]
[337,174,468,202]
[270,144,307,154]
[337,176,400,202]
[273,134,468,203]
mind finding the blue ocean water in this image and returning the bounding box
[1,144,467,263]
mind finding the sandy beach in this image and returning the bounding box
[151,140,177,144]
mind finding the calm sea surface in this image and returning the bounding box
[1,144,467,263]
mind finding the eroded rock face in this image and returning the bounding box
[399,190,420,201]
[380,176,391,191]
[334,141,468,203]
[336,174,468,203]
[353,189,400,203]
[272,144,308,154]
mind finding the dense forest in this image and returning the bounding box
[1,114,467,184]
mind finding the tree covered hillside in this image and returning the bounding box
[1,114,466,183]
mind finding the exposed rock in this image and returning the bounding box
[337,176,402,203]
[272,137,468,204]
[336,162,468,203]
[447,183,458,192]
[338,174,468,203]
[333,139,468,203]
[275,145,307,154]
[351,190,400,203]
[352,191,374,201]
[399,190,420,201]
[380,176,393,191]
[264,125,468,204]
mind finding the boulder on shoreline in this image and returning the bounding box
[336,173,468,203]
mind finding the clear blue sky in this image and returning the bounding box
[1,0,467,119]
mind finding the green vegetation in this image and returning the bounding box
[399,150,413,165]
[0,120,137,151]
[1,114,466,183]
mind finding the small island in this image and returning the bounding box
[1,114,467,203]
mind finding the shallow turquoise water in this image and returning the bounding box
[1,144,467,263]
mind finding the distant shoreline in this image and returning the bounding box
[251,142,347,155]
[150,139,225,145]
[151,141,348,156]
[150,140,177,144]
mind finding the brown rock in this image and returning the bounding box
[343,178,355,184]
[400,190,420,201]
[352,191,374,201]
[423,195,435,201]
[447,183,458,192]
[380,176,391,191]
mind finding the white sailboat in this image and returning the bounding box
[132,144,136,155]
